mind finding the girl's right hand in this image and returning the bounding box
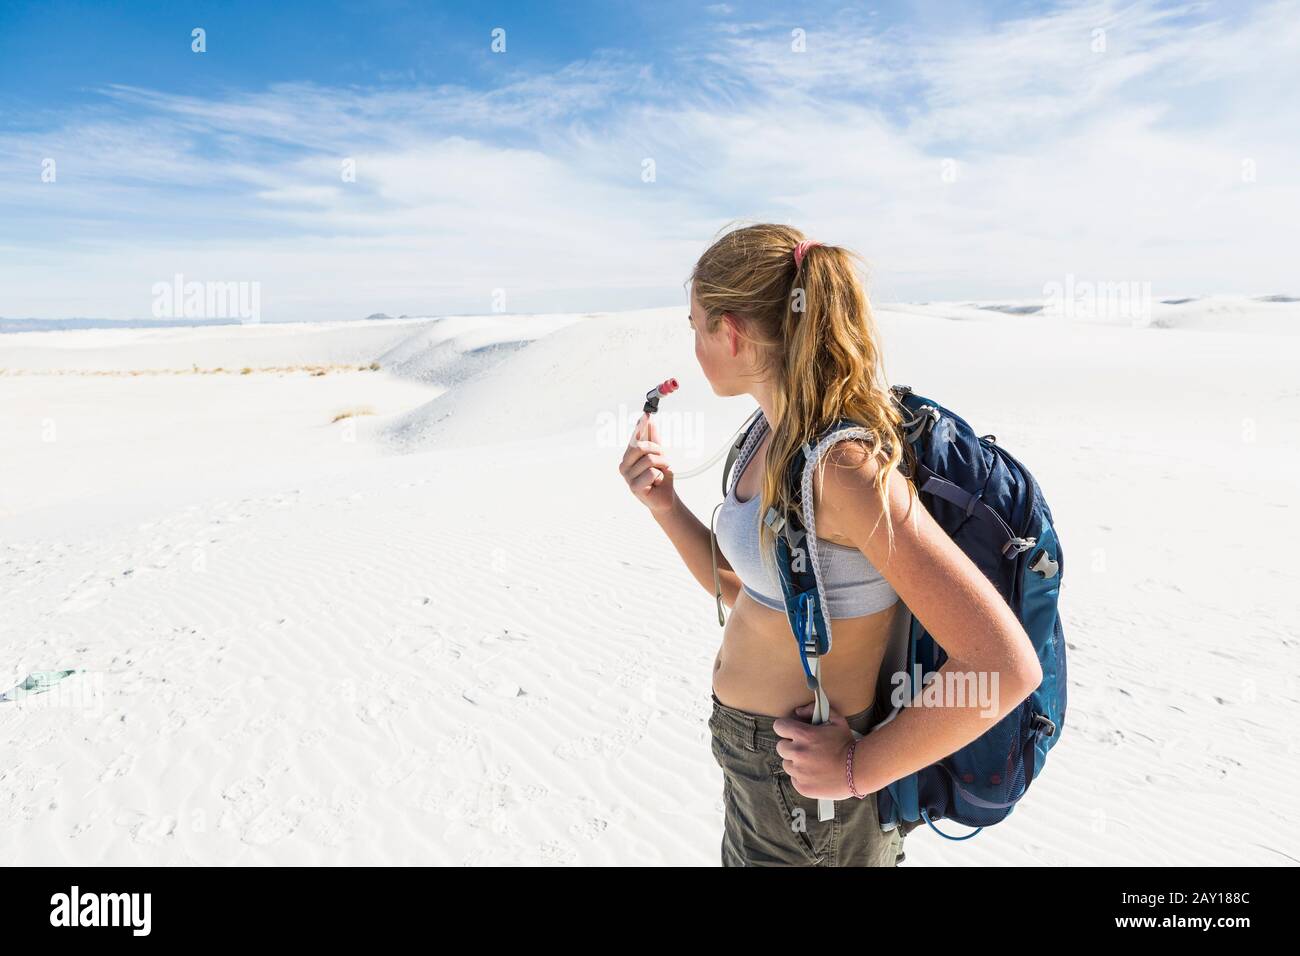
[619,411,676,515]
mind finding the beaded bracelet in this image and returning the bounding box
[846,736,868,799]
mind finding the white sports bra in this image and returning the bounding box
[713,424,899,619]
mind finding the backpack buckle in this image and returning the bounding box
[1001,536,1036,557]
[802,618,819,657]
[799,593,820,658]
[763,507,786,535]
[1029,550,1059,579]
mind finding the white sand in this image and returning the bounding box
[1,301,1297,865]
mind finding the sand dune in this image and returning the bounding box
[375,313,587,389]
[890,294,1300,334]
[1,298,1296,865]
[0,318,436,374]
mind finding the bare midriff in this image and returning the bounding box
[713,423,901,718]
[712,588,901,719]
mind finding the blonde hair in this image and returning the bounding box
[689,221,917,572]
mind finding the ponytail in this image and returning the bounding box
[689,222,915,573]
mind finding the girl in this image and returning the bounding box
[618,223,1042,867]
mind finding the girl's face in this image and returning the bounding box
[688,288,745,397]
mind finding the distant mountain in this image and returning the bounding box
[0,316,234,333]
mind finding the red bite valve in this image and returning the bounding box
[643,377,679,414]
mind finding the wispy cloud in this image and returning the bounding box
[1,0,1296,320]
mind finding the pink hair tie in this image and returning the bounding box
[793,239,822,269]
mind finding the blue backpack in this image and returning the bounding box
[721,384,1067,840]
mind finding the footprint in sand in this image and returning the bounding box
[98,751,136,783]
[239,807,300,846]
[538,839,580,865]
[553,719,646,761]
[58,585,109,614]
[568,817,609,841]
[114,810,177,844]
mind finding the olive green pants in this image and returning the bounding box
[709,691,906,867]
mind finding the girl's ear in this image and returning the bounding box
[722,312,740,357]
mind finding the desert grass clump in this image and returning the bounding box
[331,406,376,423]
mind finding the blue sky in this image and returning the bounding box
[0,0,1296,320]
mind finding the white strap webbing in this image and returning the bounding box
[808,658,836,822]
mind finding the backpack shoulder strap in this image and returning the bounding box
[791,419,880,648]
[720,407,766,498]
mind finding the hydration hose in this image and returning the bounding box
[640,376,753,481]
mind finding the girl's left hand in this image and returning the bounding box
[772,703,857,801]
